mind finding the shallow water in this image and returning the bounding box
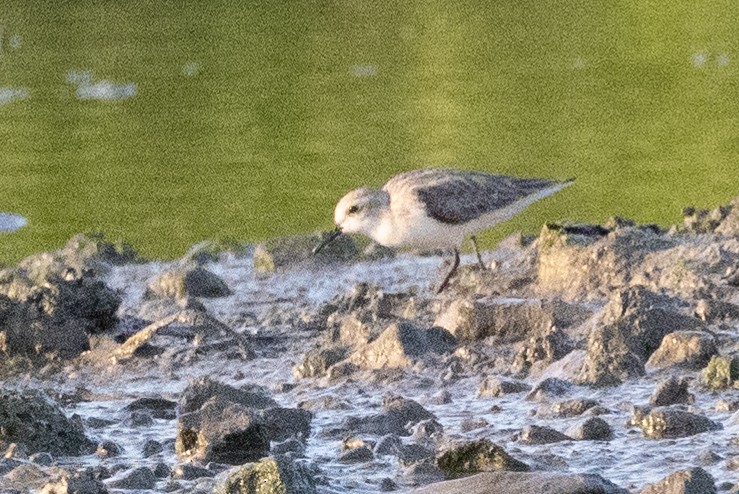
[1,1,739,262]
[39,252,733,493]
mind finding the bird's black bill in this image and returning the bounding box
[312,227,342,255]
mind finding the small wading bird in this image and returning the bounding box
[314,168,574,293]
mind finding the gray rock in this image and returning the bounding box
[0,389,94,456]
[512,325,574,376]
[410,471,628,494]
[178,376,276,415]
[152,462,171,478]
[437,439,529,476]
[629,406,722,439]
[213,455,317,494]
[526,378,572,401]
[253,231,359,272]
[538,399,600,418]
[123,397,177,419]
[95,440,121,458]
[145,263,232,299]
[142,439,163,457]
[171,463,214,480]
[578,323,645,387]
[566,417,613,441]
[344,395,435,437]
[125,410,154,427]
[107,467,156,489]
[517,425,571,444]
[29,452,53,466]
[649,376,693,407]
[338,445,374,463]
[646,331,717,371]
[638,467,716,494]
[694,298,739,323]
[39,468,108,494]
[374,434,402,456]
[477,376,531,397]
[397,443,435,466]
[264,407,312,442]
[272,438,305,456]
[293,346,349,379]
[435,297,589,343]
[348,321,456,370]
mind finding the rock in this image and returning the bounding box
[714,197,739,236]
[123,397,177,419]
[145,263,232,299]
[526,378,572,401]
[171,463,214,480]
[379,477,398,491]
[436,439,529,477]
[152,463,171,478]
[694,299,739,323]
[566,417,613,441]
[646,331,718,371]
[29,452,53,466]
[435,297,589,343]
[263,407,312,442]
[125,410,154,427]
[271,438,305,456]
[374,435,402,456]
[182,239,247,265]
[95,440,121,458]
[538,399,600,418]
[141,440,163,457]
[348,321,456,370]
[629,406,722,439]
[253,231,359,273]
[338,445,374,463]
[293,346,349,379]
[516,425,571,444]
[213,455,317,494]
[39,469,108,494]
[410,471,628,494]
[702,355,739,389]
[477,376,531,397]
[410,419,444,444]
[0,388,94,456]
[638,467,716,494]
[176,396,270,464]
[344,395,435,437]
[61,232,139,266]
[107,467,156,490]
[578,323,645,387]
[649,377,693,407]
[178,376,277,414]
[512,325,574,376]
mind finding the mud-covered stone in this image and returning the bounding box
[344,395,435,437]
[434,297,588,343]
[578,323,646,387]
[526,378,572,401]
[178,376,277,414]
[107,467,156,490]
[0,389,94,456]
[293,346,350,379]
[512,325,574,376]
[638,467,716,494]
[39,468,108,494]
[436,439,529,477]
[629,406,721,439]
[123,397,177,420]
[516,425,571,445]
[338,445,374,463]
[145,263,232,299]
[701,355,739,389]
[649,377,692,407]
[348,321,456,370]
[538,399,600,418]
[213,455,317,494]
[253,231,359,273]
[410,471,629,494]
[645,331,717,371]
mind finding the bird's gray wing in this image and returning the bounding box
[393,169,558,225]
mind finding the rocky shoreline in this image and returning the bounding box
[0,199,737,493]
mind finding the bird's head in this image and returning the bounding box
[334,187,389,235]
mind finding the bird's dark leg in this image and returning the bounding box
[437,248,460,294]
[470,235,486,269]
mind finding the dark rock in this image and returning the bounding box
[526,378,572,401]
[264,407,312,442]
[435,297,589,343]
[397,444,435,466]
[142,439,163,457]
[153,462,171,478]
[338,445,374,463]
[650,377,693,407]
[379,477,398,492]
[145,263,232,299]
[253,231,359,273]
[410,419,444,444]
[171,463,214,480]
[403,460,446,486]
[638,467,716,494]
[178,376,277,415]
[85,417,116,429]
[272,438,305,456]
[0,388,94,456]
[646,331,717,371]
[125,410,154,427]
[374,434,402,456]
[124,397,177,419]
[512,325,575,376]
[702,355,739,389]
[437,439,529,477]
[517,425,571,444]
[344,395,435,437]
[694,298,739,323]
[39,468,108,494]
[212,455,317,494]
[629,406,722,439]
[578,323,645,387]
[428,390,452,405]
[107,467,156,489]
[176,396,270,465]
[566,417,613,441]
[96,440,121,458]
[29,452,53,466]
[477,376,531,397]
[348,321,456,370]
[460,418,489,432]
[539,399,600,418]
[410,471,628,494]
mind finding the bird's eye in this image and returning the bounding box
[348,205,359,214]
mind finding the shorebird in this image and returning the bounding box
[314,168,573,293]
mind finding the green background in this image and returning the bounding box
[0,0,737,262]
